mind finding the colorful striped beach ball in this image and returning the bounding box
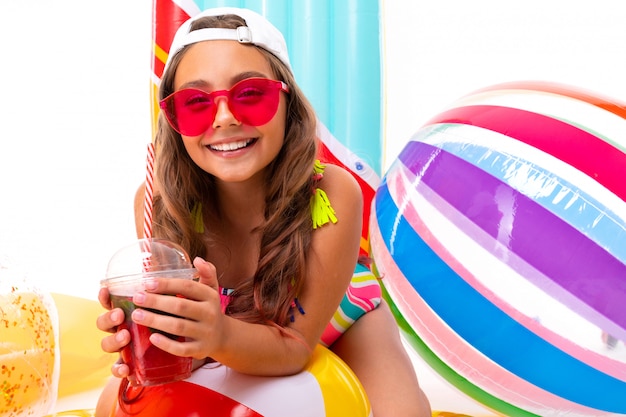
[370,81,626,416]
[111,345,371,417]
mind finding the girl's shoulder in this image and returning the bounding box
[311,162,363,230]
[315,162,361,200]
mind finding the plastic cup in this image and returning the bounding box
[101,238,196,386]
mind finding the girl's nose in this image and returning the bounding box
[212,97,241,129]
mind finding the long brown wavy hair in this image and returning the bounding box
[152,14,319,327]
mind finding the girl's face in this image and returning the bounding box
[173,40,287,184]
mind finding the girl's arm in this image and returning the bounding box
[130,165,363,376]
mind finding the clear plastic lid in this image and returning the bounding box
[102,239,196,289]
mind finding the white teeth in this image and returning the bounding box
[209,139,252,151]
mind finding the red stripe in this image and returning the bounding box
[426,105,626,201]
[471,81,626,120]
[114,381,263,416]
[318,143,375,258]
[151,0,191,79]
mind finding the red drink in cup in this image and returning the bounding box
[103,239,195,386]
[109,293,192,386]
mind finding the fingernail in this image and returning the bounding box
[150,332,162,345]
[142,279,157,291]
[115,331,126,343]
[132,309,145,322]
[133,292,146,305]
[110,309,120,322]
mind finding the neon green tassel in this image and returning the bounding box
[313,159,325,176]
[191,202,204,233]
[311,188,337,229]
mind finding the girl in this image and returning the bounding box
[96,7,430,416]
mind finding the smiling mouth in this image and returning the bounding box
[208,138,257,152]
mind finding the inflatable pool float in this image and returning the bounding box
[0,260,59,417]
[107,345,370,417]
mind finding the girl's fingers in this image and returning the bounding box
[98,307,130,355]
[147,324,209,360]
[140,276,208,301]
[133,279,219,322]
[130,305,204,339]
[111,361,130,379]
[96,308,125,333]
[128,307,200,357]
[98,286,113,309]
[119,261,223,359]
[194,257,219,290]
[100,328,131,353]
[130,299,219,359]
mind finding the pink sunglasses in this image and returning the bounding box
[160,78,289,136]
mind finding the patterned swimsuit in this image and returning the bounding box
[218,161,382,347]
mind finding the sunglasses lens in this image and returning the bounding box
[229,79,281,126]
[160,79,285,135]
[163,89,215,136]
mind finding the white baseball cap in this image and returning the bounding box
[166,7,292,72]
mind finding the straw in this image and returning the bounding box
[142,142,155,272]
[143,142,155,240]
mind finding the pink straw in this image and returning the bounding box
[142,142,155,272]
[143,142,155,240]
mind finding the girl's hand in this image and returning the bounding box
[129,257,224,360]
[96,286,131,378]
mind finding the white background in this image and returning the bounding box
[1,1,625,414]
